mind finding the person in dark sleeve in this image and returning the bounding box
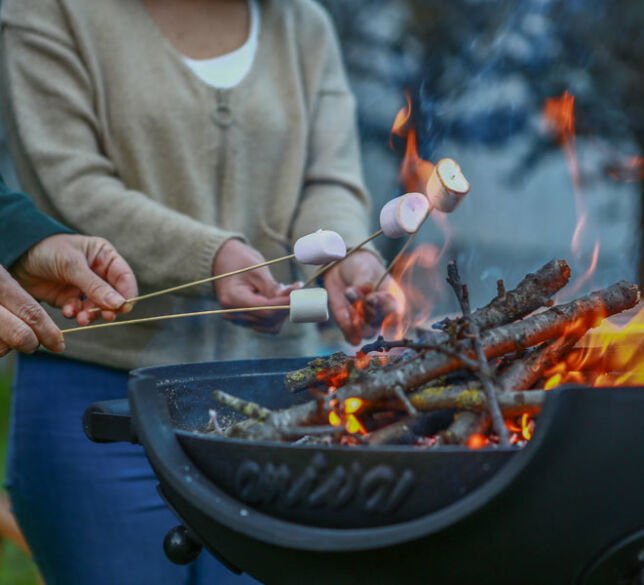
[0,176,138,355]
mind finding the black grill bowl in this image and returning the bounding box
[86,358,644,585]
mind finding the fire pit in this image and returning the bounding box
[85,356,644,585]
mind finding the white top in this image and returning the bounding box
[182,0,260,89]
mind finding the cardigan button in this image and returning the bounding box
[213,105,233,127]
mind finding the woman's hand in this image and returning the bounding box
[0,264,64,356]
[11,234,138,326]
[324,251,402,345]
[213,239,297,334]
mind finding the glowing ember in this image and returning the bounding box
[520,414,534,441]
[328,411,342,427]
[345,415,367,435]
[467,434,488,449]
[344,397,364,415]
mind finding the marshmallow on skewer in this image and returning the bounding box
[425,158,470,213]
[379,192,430,239]
[289,288,329,323]
[294,230,347,265]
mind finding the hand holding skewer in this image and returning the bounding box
[61,288,330,334]
[86,229,347,325]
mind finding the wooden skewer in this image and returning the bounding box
[373,231,419,291]
[303,229,384,288]
[373,206,433,291]
[63,305,291,335]
[88,254,296,313]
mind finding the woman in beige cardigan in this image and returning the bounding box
[0,0,392,583]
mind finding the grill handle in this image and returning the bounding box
[83,399,137,444]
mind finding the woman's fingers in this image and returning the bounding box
[87,238,139,303]
[0,268,64,353]
[324,268,360,344]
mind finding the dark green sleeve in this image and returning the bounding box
[0,177,73,268]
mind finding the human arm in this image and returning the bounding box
[0,4,244,291]
[0,177,73,268]
[0,232,138,355]
[289,5,396,342]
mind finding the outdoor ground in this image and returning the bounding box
[0,367,40,585]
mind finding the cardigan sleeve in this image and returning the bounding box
[0,177,73,268]
[289,3,377,259]
[0,14,245,289]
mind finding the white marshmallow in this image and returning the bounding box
[294,230,347,265]
[379,192,430,239]
[425,158,470,213]
[289,288,329,323]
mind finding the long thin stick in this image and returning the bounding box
[63,305,290,334]
[303,230,384,288]
[446,261,510,445]
[373,230,419,291]
[89,254,295,312]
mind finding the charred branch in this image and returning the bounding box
[428,258,571,335]
[336,281,640,403]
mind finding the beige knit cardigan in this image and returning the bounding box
[0,0,373,370]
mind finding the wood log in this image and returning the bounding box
[336,281,639,403]
[212,390,272,421]
[367,411,454,445]
[424,258,571,336]
[498,336,581,392]
[437,411,490,446]
[284,352,349,392]
[409,386,547,417]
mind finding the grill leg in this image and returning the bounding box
[163,525,203,565]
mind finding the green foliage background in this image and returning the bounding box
[0,366,40,585]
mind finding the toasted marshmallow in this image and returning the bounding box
[294,230,347,265]
[289,288,329,323]
[379,192,430,239]
[425,158,470,213]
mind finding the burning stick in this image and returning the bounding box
[62,288,330,334]
[437,412,490,446]
[445,261,510,445]
[498,336,582,392]
[335,280,640,403]
[88,230,346,313]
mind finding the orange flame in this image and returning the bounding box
[379,244,443,340]
[544,306,644,389]
[327,397,367,435]
[543,91,600,296]
[390,92,435,195]
[391,92,413,139]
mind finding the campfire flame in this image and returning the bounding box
[380,244,443,340]
[543,91,600,296]
[544,308,644,389]
[391,92,435,194]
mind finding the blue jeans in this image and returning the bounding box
[6,353,258,585]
